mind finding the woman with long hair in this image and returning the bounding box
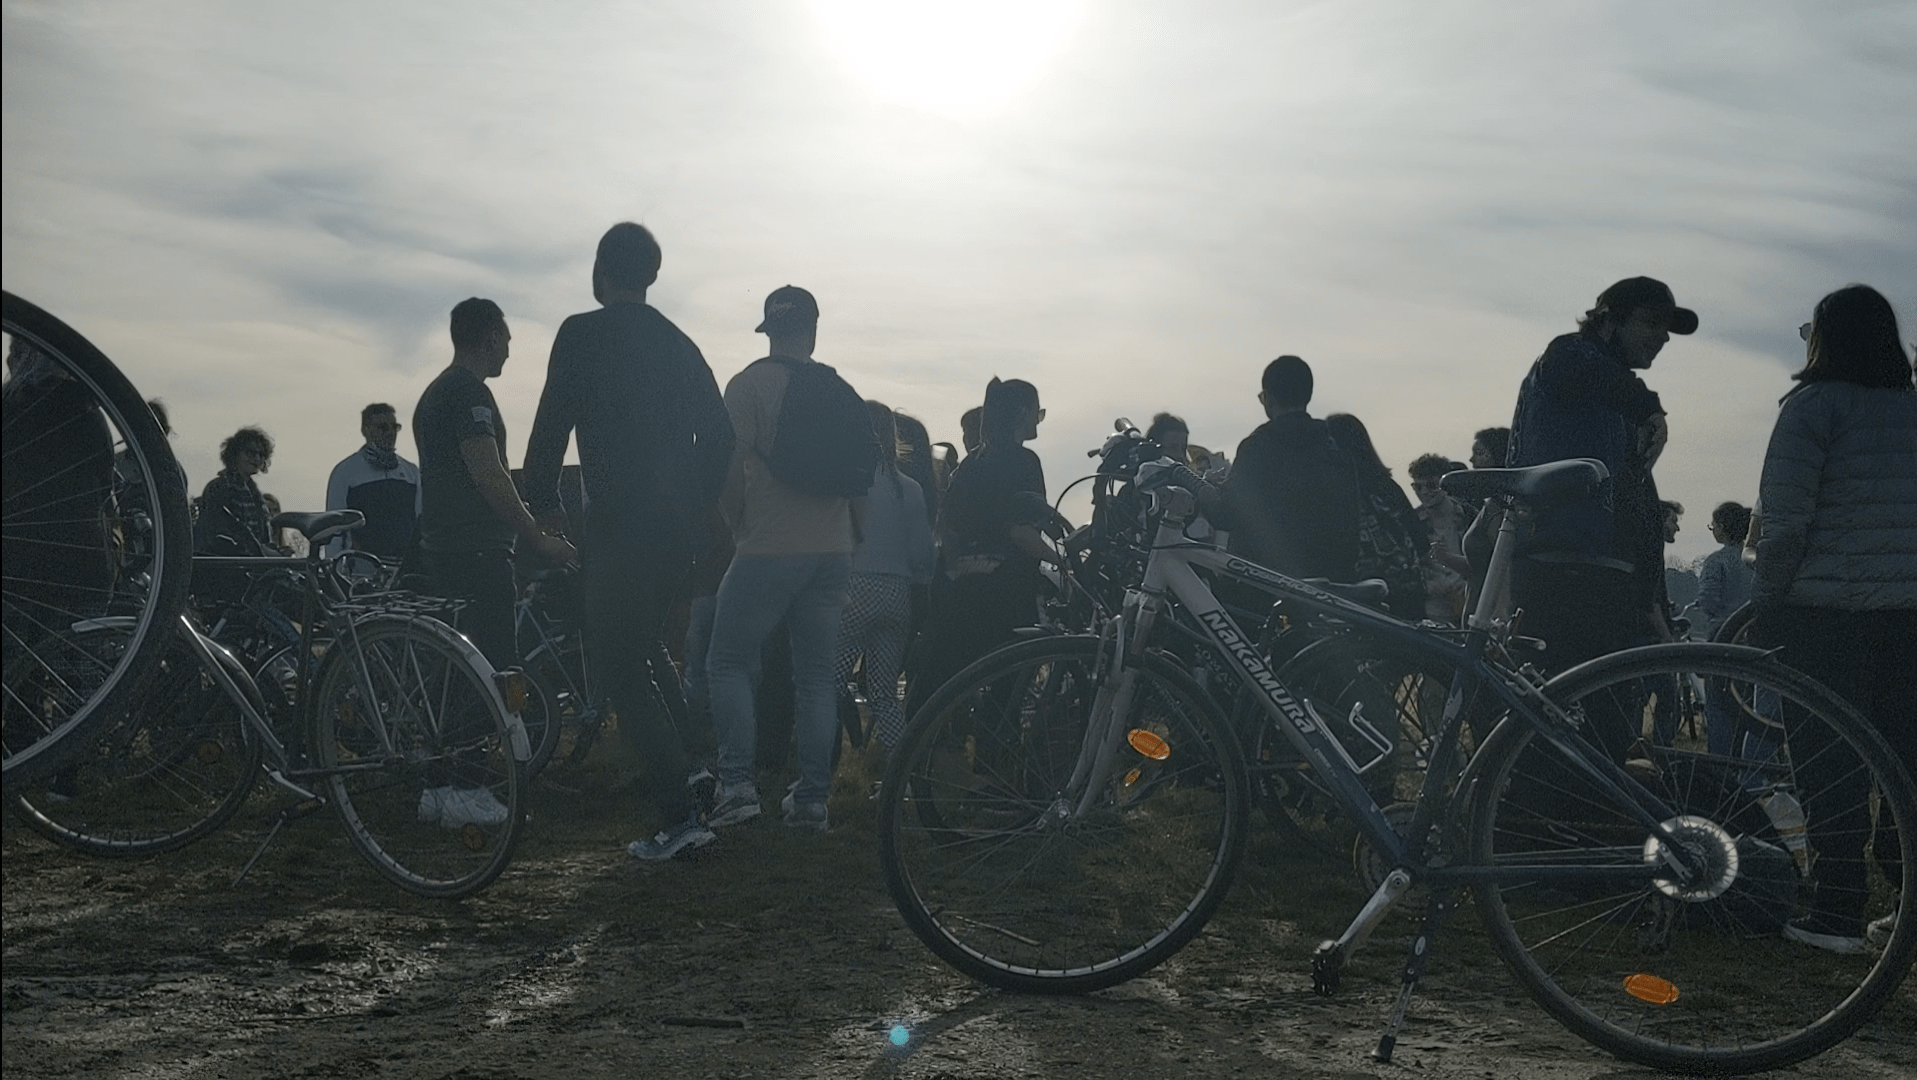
[1755,284,1916,954]
[1325,413,1429,620]
[835,400,935,748]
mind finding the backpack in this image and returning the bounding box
[752,356,879,498]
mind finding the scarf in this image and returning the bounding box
[363,443,401,473]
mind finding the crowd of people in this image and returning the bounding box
[172,224,1915,951]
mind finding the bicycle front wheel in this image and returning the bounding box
[879,636,1250,994]
[1469,643,1917,1074]
[3,292,192,791]
[313,615,525,898]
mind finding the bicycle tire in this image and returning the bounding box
[879,635,1250,994]
[1468,643,1917,1074]
[9,618,261,856]
[3,291,192,791]
[312,614,525,898]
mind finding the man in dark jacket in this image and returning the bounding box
[1506,276,1696,756]
[1217,355,1360,581]
[522,222,735,861]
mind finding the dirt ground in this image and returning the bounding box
[4,746,1913,1080]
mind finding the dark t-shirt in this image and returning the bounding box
[940,444,1048,570]
[414,365,513,553]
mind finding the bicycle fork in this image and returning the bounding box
[1061,593,1159,819]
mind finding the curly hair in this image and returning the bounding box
[218,425,274,470]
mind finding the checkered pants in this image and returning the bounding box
[835,572,913,747]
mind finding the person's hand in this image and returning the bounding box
[530,532,578,568]
[1638,412,1670,470]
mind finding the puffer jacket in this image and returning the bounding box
[1754,379,1917,610]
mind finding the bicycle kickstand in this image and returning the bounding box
[233,796,327,886]
[1372,887,1460,1064]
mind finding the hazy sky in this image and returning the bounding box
[5,0,1913,564]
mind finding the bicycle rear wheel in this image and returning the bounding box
[1469,643,1917,1074]
[9,617,260,855]
[3,292,191,791]
[313,615,525,898]
[879,636,1249,994]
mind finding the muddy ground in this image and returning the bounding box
[4,745,1912,1080]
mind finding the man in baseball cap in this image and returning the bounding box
[1503,276,1698,759]
[754,285,819,334]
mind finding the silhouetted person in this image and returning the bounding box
[959,406,983,457]
[1326,413,1429,620]
[415,299,576,671]
[1469,426,1510,470]
[1693,501,1755,641]
[194,426,280,556]
[892,410,942,531]
[908,378,1057,720]
[325,403,420,559]
[522,224,733,860]
[1146,412,1190,462]
[705,285,872,835]
[1410,453,1471,623]
[1216,356,1360,581]
[1507,276,1695,758]
[1753,284,1916,954]
[836,400,936,749]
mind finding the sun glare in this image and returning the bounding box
[814,0,1082,115]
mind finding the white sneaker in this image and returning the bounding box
[418,786,452,824]
[431,786,511,829]
[707,782,762,828]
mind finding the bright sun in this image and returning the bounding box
[814,0,1082,115]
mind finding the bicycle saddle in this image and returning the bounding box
[1439,458,1607,504]
[271,509,364,545]
[1296,578,1392,607]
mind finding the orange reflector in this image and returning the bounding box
[496,670,529,713]
[195,742,224,766]
[1127,729,1171,760]
[1123,767,1142,787]
[461,823,487,851]
[1623,973,1679,1005]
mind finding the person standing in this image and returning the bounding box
[835,400,936,750]
[194,426,280,556]
[324,403,420,560]
[522,224,735,861]
[1693,501,1756,641]
[704,285,873,834]
[1325,413,1430,621]
[1216,355,1361,581]
[1408,453,1471,623]
[1506,277,1696,758]
[906,377,1056,723]
[414,298,576,673]
[1752,285,1916,954]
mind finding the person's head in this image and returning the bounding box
[755,284,819,358]
[959,407,984,453]
[1259,355,1313,417]
[866,399,898,472]
[893,410,932,463]
[1407,452,1455,508]
[1324,413,1391,479]
[981,377,1042,447]
[360,403,400,450]
[592,222,662,304]
[1795,284,1914,390]
[1578,277,1698,370]
[450,297,510,377]
[1660,499,1684,543]
[1145,412,1189,459]
[1470,426,1510,469]
[219,425,274,476]
[1709,501,1751,546]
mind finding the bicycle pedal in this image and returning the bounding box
[1310,940,1345,996]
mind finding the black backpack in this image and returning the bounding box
[752,356,879,498]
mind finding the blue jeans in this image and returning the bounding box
[707,553,852,804]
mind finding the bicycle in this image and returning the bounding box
[9,510,532,898]
[3,291,193,791]
[878,457,1917,1074]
